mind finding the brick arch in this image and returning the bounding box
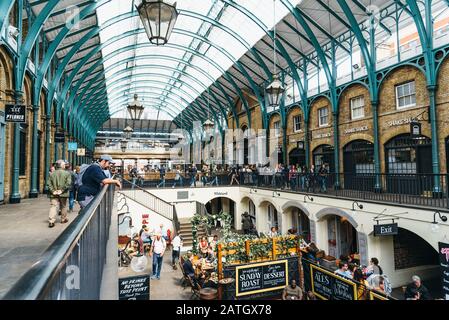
[287,104,302,117]
[309,94,331,107]
[342,136,374,149]
[382,130,430,148]
[315,207,358,228]
[0,46,13,90]
[337,82,369,105]
[378,64,426,92]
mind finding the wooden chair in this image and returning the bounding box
[179,261,190,288]
[187,275,202,300]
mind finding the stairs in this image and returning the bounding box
[178,218,207,250]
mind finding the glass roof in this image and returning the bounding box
[96,0,303,121]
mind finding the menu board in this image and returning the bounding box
[119,275,150,300]
[439,242,449,300]
[236,260,288,297]
[310,264,357,300]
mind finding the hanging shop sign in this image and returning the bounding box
[373,223,398,236]
[438,242,449,300]
[310,264,357,300]
[344,126,369,135]
[68,142,78,151]
[410,121,422,137]
[118,275,150,300]
[5,104,26,123]
[236,260,288,297]
[54,132,65,143]
[77,148,85,156]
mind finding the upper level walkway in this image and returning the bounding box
[0,196,80,298]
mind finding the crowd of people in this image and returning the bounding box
[122,162,332,193]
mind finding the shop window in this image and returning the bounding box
[293,115,301,132]
[395,81,416,109]
[19,124,27,176]
[350,96,365,119]
[318,107,328,127]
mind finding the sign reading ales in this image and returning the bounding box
[310,264,357,300]
[236,260,288,296]
[5,104,26,123]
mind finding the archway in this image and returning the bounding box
[384,133,432,194]
[240,196,257,233]
[205,197,236,230]
[282,205,311,241]
[343,140,375,191]
[258,200,280,236]
[289,148,305,168]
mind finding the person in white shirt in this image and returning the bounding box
[267,226,278,237]
[171,234,183,270]
[150,233,166,280]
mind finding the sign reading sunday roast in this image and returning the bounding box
[310,264,357,300]
[236,260,288,297]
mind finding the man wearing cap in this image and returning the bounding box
[77,155,122,209]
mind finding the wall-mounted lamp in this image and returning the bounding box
[272,191,280,197]
[353,64,360,70]
[430,211,448,233]
[250,188,258,194]
[304,195,314,203]
[352,201,363,211]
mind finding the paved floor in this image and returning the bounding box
[149,249,192,300]
[0,195,80,299]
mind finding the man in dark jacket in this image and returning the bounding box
[242,212,252,234]
[404,275,432,300]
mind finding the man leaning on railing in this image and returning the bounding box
[77,155,122,210]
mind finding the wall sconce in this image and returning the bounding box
[430,211,448,233]
[304,195,314,203]
[250,188,257,194]
[272,191,280,197]
[352,201,363,211]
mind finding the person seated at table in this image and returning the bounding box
[267,226,278,237]
[334,261,353,279]
[183,252,206,287]
[198,236,209,257]
[210,235,219,251]
[306,291,317,300]
[139,225,152,254]
[205,245,216,263]
[282,280,303,300]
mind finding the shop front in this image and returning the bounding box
[288,148,305,168]
[384,134,432,195]
[343,140,375,191]
[313,144,335,187]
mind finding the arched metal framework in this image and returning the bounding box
[2,0,449,203]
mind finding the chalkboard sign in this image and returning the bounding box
[236,260,288,297]
[118,275,150,300]
[310,264,357,300]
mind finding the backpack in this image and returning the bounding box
[75,164,91,189]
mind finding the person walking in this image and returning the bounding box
[189,165,197,187]
[172,166,183,188]
[47,160,72,228]
[149,232,166,280]
[77,155,122,209]
[171,234,183,270]
[129,166,138,189]
[156,165,166,188]
[229,166,239,185]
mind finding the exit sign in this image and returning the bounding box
[374,223,398,236]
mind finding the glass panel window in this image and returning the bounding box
[396,81,416,109]
[318,107,329,127]
[350,96,365,119]
[293,115,301,132]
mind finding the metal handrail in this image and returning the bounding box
[3,183,114,300]
[120,177,180,234]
